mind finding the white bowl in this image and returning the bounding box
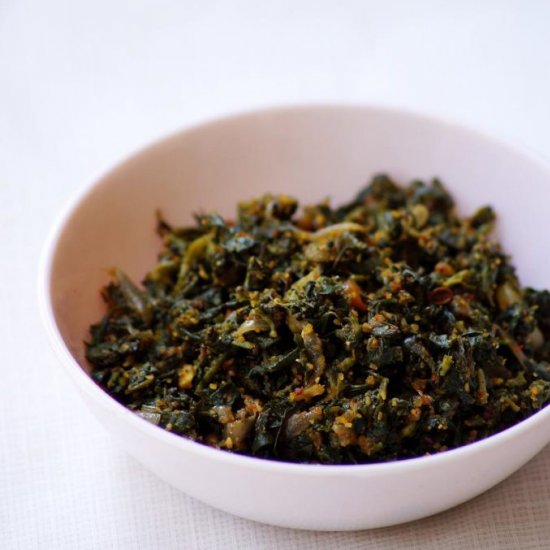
[39,105,550,531]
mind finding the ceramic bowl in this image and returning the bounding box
[39,105,550,530]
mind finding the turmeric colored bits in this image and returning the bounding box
[87,175,550,464]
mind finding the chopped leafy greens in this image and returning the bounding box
[86,175,550,464]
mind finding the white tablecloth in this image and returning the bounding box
[3,1,550,548]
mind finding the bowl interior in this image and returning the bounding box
[48,105,550,372]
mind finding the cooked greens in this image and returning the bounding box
[87,176,550,464]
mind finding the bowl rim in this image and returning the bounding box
[38,102,550,477]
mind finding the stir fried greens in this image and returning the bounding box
[87,176,550,464]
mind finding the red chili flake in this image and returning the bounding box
[389,280,402,292]
[434,261,455,277]
[222,358,235,369]
[428,286,454,305]
[342,279,368,312]
[512,344,524,354]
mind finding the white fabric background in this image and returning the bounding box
[3,1,550,548]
